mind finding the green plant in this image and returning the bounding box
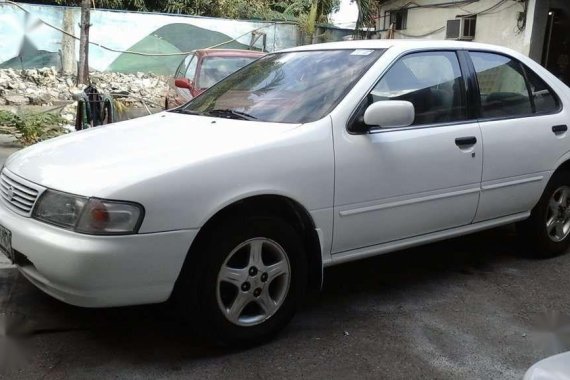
[0,110,68,146]
[47,0,311,20]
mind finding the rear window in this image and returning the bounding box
[198,56,259,88]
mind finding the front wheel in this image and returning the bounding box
[517,171,570,258]
[175,216,307,346]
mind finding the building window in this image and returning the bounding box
[446,15,476,40]
[384,9,408,30]
[462,16,477,39]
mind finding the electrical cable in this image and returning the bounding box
[379,0,513,20]
[382,0,520,36]
[396,26,445,38]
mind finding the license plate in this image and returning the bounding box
[0,224,13,263]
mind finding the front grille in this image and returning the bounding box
[0,170,40,215]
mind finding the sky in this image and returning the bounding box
[329,0,359,29]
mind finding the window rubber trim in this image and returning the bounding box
[457,50,481,120]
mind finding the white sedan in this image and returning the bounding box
[1,40,569,345]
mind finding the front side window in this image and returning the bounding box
[174,54,191,78]
[185,55,198,80]
[179,49,384,124]
[470,52,532,118]
[369,51,466,125]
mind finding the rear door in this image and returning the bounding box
[467,51,569,222]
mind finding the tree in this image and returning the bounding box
[291,0,340,43]
[16,0,317,21]
[61,8,76,74]
[296,0,376,43]
[77,0,90,84]
[353,0,376,37]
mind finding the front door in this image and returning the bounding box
[332,50,483,253]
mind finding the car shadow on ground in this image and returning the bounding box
[319,225,519,298]
[0,225,543,368]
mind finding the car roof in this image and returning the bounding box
[279,39,518,55]
[195,49,266,58]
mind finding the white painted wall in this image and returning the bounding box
[378,0,535,56]
[0,3,298,73]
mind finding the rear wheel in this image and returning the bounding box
[175,216,307,346]
[518,171,570,258]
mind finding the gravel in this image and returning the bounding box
[0,68,168,122]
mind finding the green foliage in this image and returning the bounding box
[43,0,340,21]
[353,0,375,34]
[25,0,357,39]
[0,111,67,146]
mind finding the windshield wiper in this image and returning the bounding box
[205,109,257,121]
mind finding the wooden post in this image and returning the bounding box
[61,8,76,75]
[77,0,91,85]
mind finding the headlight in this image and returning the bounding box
[33,190,88,229]
[33,190,144,235]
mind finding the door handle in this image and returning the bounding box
[455,136,477,147]
[552,125,568,134]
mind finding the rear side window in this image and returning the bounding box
[371,51,466,125]
[470,52,532,118]
[524,66,559,114]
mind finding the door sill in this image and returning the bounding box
[326,212,529,267]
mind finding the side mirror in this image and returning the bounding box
[175,78,193,90]
[363,100,415,129]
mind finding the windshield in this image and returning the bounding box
[198,56,259,88]
[178,49,384,123]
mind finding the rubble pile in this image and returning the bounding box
[0,67,169,117]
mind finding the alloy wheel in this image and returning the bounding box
[216,238,291,326]
[546,186,570,242]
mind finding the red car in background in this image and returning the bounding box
[165,49,265,109]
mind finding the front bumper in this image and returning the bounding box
[0,198,198,307]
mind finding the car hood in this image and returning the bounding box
[5,112,300,197]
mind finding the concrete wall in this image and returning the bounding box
[378,0,536,57]
[0,3,299,75]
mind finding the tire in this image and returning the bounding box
[174,215,307,346]
[517,171,570,258]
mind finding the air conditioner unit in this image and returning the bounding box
[446,17,476,40]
